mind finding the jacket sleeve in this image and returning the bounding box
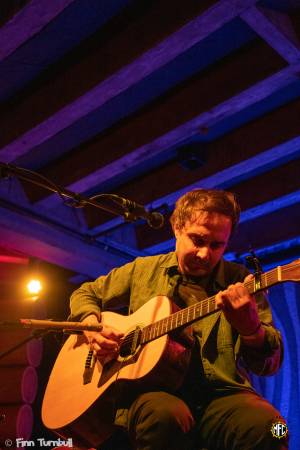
[238,291,283,376]
[69,260,136,322]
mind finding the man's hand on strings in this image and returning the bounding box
[215,274,262,337]
[82,314,124,361]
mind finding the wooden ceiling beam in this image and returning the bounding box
[71,93,300,231]
[0,0,214,145]
[96,139,300,251]
[0,0,136,103]
[32,41,290,209]
[0,200,130,277]
[138,158,300,252]
[0,0,257,163]
[0,255,29,264]
[0,174,145,266]
[241,6,300,64]
[228,202,300,254]
[114,96,300,203]
[0,0,76,61]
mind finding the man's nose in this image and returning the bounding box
[196,246,210,259]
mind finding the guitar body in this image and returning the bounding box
[42,296,192,448]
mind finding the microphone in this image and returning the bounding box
[0,319,103,333]
[112,196,164,229]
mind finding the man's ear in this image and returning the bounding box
[173,225,181,239]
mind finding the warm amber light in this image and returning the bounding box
[27,279,42,294]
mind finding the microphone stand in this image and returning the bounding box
[0,161,164,228]
[0,329,46,362]
[0,320,103,361]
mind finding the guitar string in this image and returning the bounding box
[140,278,257,344]
[124,276,275,348]
[121,262,300,347]
[120,261,300,347]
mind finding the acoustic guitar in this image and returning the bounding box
[42,259,300,448]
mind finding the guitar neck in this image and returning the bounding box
[140,263,293,345]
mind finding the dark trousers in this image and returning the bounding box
[125,390,288,450]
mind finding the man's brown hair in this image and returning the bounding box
[170,188,240,234]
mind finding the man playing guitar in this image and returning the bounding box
[69,189,287,450]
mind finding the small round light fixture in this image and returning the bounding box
[27,279,42,295]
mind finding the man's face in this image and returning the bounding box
[174,211,232,277]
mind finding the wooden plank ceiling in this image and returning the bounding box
[0,0,300,281]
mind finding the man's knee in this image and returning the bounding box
[228,395,288,450]
[128,391,195,446]
[244,403,288,449]
[200,392,288,450]
[129,391,194,432]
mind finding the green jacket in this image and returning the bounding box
[69,252,283,422]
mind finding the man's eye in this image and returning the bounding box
[190,237,203,246]
[211,243,224,250]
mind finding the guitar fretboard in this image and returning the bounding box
[140,264,286,345]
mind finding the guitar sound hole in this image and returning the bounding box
[119,328,141,357]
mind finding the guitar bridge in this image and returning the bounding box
[83,349,96,384]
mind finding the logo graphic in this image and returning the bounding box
[270,418,288,439]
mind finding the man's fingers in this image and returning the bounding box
[244,273,254,283]
[90,335,120,350]
[101,325,124,341]
[84,325,123,360]
[93,347,119,357]
[215,291,225,309]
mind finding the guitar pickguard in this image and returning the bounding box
[98,348,142,387]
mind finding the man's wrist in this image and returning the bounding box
[240,322,262,337]
[240,323,265,348]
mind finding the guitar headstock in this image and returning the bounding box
[280,259,300,282]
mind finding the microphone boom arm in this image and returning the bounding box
[0,319,103,333]
[0,162,164,228]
